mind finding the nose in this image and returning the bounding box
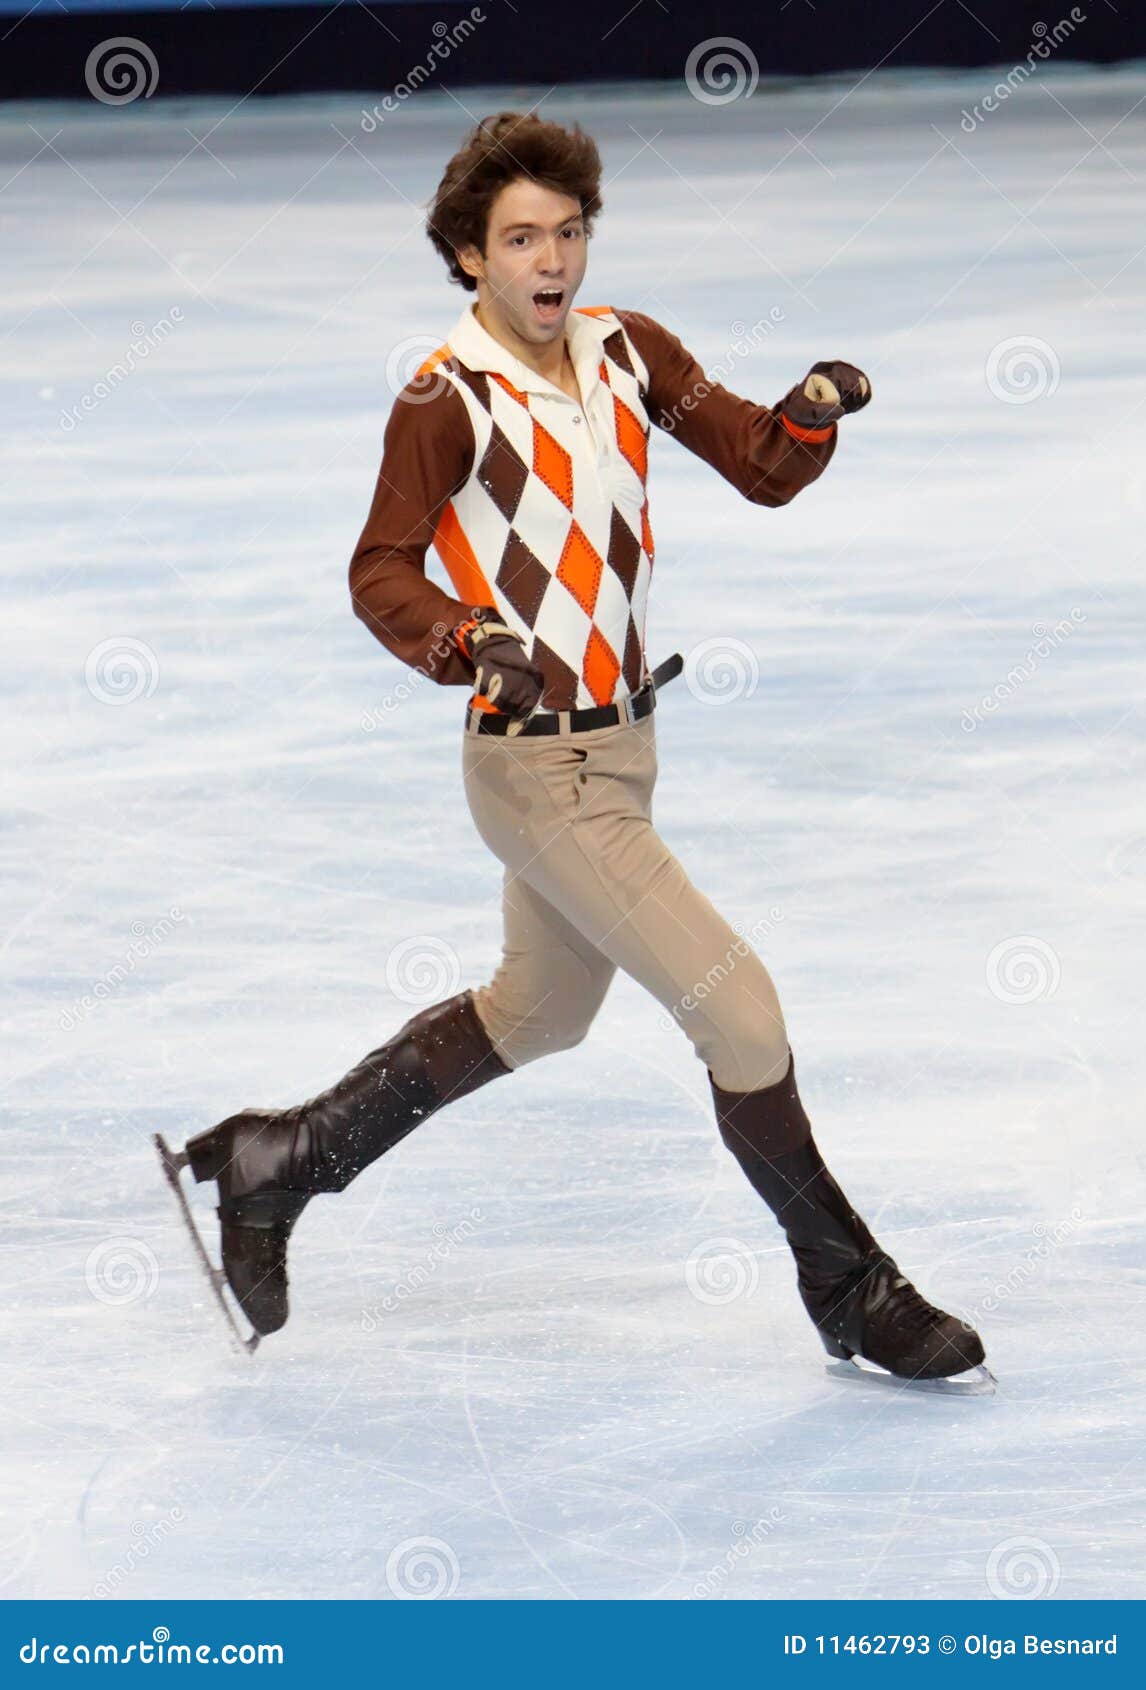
[537,235,564,274]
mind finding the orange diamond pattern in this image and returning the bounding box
[612,390,648,482]
[533,422,574,509]
[555,522,604,618]
[583,624,622,706]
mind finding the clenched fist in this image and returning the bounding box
[454,607,545,728]
[781,361,872,433]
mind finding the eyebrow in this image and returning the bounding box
[500,216,584,234]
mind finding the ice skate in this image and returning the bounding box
[154,1130,262,1354]
[815,1252,994,1396]
[709,1050,995,1397]
[181,1108,309,1340]
[156,989,511,1345]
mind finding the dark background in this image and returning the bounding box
[3,0,1146,103]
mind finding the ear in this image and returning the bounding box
[455,243,485,285]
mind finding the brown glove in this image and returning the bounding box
[780,361,872,435]
[453,607,546,727]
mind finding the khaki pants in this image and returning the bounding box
[461,709,790,1093]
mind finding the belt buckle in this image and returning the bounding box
[621,679,651,727]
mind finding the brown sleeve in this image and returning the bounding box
[616,309,837,507]
[348,377,481,686]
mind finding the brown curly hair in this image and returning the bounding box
[426,110,603,292]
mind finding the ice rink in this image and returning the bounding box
[3,63,1144,1600]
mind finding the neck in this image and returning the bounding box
[473,297,570,386]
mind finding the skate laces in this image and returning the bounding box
[877,1273,946,1336]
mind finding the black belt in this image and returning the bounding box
[466,651,684,737]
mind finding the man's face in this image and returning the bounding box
[458,178,588,347]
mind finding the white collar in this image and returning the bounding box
[445,298,617,403]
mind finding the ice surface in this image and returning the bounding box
[2,64,1144,1600]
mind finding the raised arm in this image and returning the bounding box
[616,309,841,507]
[348,378,480,687]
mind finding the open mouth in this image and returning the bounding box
[532,288,565,323]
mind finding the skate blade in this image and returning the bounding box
[826,1357,997,1397]
[154,1132,260,1356]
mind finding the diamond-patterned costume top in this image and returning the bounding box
[350,304,838,711]
[428,304,653,710]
